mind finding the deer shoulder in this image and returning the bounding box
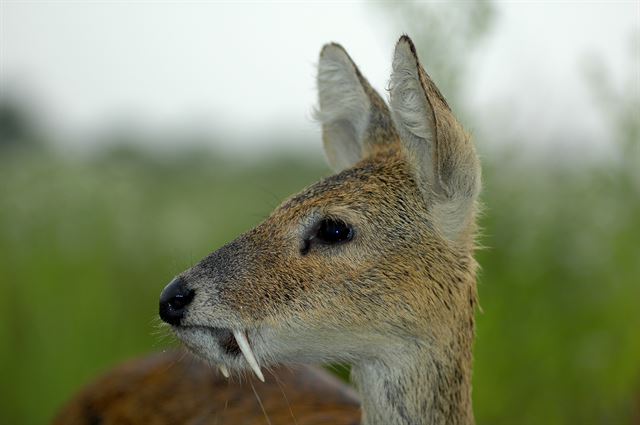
[52,350,360,425]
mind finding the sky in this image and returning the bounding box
[1,1,638,157]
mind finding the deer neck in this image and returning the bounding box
[351,335,475,425]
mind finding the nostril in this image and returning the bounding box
[168,288,194,310]
[159,277,195,325]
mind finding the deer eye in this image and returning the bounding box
[315,218,354,245]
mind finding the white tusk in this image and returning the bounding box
[219,364,230,378]
[233,330,265,382]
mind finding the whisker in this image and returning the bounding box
[155,349,188,377]
[249,380,272,425]
[268,368,299,425]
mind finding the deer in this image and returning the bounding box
[52,35,481,425]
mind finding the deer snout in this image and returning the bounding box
[159,277,195,326]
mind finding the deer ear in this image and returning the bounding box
[389,36,481,241]
[316,43,398,172]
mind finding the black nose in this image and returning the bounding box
[159,277,195,326]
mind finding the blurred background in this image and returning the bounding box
[1,1,639,424]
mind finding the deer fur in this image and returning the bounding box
[52,35,481,425]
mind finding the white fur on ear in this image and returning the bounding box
[390,41,435,149]
[315,44,371,171]
[389,36,481,242]
[389,38,436,185]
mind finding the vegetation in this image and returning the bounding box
[2,4,637,424]
[0,129,638,424]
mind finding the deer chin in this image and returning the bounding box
[173,325,266,382]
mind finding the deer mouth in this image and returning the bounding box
[175,325,265,382]
[207,327,241,356]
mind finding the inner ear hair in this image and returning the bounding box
[390,35,481,242]
[315,43,398,172]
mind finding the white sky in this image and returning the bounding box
[1,1,638,157]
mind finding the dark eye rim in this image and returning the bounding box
[300,217,355,255]
[315,217,354,244]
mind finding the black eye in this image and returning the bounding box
[315,218,354,245]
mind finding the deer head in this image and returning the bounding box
[159,35,481,425]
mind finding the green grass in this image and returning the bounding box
[474,160,640,424]
[0,147,638,425]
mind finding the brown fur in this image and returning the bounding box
[52,351,360,425]
[52,36,481,425]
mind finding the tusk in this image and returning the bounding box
[219,364,230,378]
[233,330,265,382]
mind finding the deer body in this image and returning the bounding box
[53,36,481,425]
[54,350,361,425]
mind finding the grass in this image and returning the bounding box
[0,146,638,425]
